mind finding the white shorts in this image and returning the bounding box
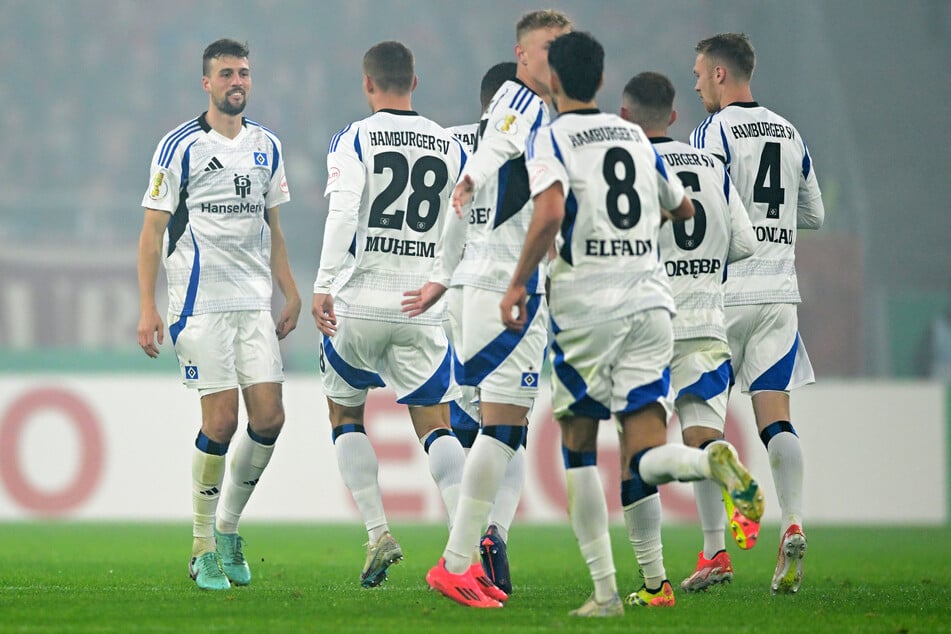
[449,286,548,408]
[671,337,732,431]
[551,308,673,420]
[319,317,459,408]
[169,310,284,396]
[725,303,815,394]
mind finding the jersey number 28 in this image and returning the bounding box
[369,152,448,232]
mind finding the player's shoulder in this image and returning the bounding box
[153,115,205,167]
[488,79,544,117]
[244,116,282,144]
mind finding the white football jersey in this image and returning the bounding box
[142,113,290,317]
[319,109,467,325]
[527,110,685,330]
[448,122,479,154]
[691,102,824,306]
[437,79,550,294]
[654,138,756,342]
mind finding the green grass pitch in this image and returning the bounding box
[1,523,949,633]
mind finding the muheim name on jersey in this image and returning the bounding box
[585,238,652,257]
[368,131,452,155]
[568,126,640,148]
[364,236,435,258]
[729,122,795,140]
[200,202,264,214]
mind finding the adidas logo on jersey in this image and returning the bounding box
[204,157,224,172]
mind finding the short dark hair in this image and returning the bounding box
[363,41,415,94]
[622,72,675,130]
[516,9,573,41]
[203,39,249,77]
[480,62,517,111]
[695,33,755,81]
[547,31,603,102]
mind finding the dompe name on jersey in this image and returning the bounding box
[729,122,795,141]
[755,226,794,244]
[368,131,452,155]
[568,126,639,148]
[660,152,717,169]
[585,238,652,257]
[200,202,264,214]
[364,236,435,258]
[665,258,721,277]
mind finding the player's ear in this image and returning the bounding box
[363,74,374,95]
[411,75,418,92]
[597,73,604,92]
[669,109,678,126]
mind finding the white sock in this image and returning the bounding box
[623,493,666,589]
[192,447,226,556]
[422,432,466,530]
[638,444,710,485]
[216,428,276,534]
[767,431,804,533]
[335,431,388,543]
[487,445,525,542]
[693,478,727,558]
[567,466,617,602]
[443,434,514,573]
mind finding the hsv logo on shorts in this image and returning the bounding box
[184,365,199,380]
[520,372,539,388]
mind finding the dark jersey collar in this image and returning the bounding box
[197,111,247,132]
[724,101,760,109]
[649,136,674,144]
[377,108,419,116]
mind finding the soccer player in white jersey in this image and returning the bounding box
[500,31,764,617]
[137,39,301,591]
[401,9,572,609]
[690,33,825,594]
[622,72,759,591]
[311,41,469,590]
[445,60,521,596]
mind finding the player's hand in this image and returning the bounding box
[500,284,528,332]
[137,306,164,358]
[312,293,337,337]
[451,175,475,218]
[276,294,301,340]
[401,282,448,318]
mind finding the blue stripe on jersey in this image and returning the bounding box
[397,345,452,406]
[692,115,711,147]
[749,333,800,391]
[245,118,277,136]
[322,336,386,389]
[559,190,578,266]
[354,132,363,161]
[526,129,538,160]
[514,88,533,114]
[802,142,812,178]
[676,359,731,401]
[329,123,352,153]
[509,87,528,111]
[620,367,671,416]
[458,294,542,386]
[454,137,468,176]
[265,132,280,177]
[169,227,201,345]
[551,339,611,420]
[550,316,562,335]
[180,142,195,188]
[159,121,201,169]
[653,147,670,180]
[551,129,564,165]
[719,124,731,166]
[722,165,731,201]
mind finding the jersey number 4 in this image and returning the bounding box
[753,141,785,219]
[369,152,449,232]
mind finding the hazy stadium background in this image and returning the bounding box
[0,0,948,523]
